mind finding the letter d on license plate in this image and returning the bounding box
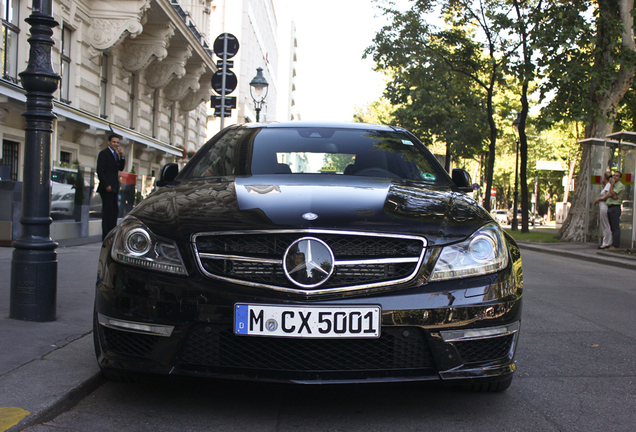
[234,304,381,338]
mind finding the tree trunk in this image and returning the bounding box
[558,0,635,242]
[483,79,497,213]
[444,141,452,173]
[513,0,531,233]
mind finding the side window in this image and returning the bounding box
[187,130,250,178]
[1,0,19,83]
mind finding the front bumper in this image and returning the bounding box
[94,239,523,384]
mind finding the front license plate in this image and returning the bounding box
[234,304,381,338]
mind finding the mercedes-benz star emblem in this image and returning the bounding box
[283,237,335,288]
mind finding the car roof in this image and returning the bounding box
[231,121,406,133]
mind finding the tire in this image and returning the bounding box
[92,307,101,360]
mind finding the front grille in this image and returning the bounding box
[454,334,514,364]
[102,326,160,358]
[177,324,434,379]
[194,231,425,293]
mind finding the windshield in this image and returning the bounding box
[183,127,448,185]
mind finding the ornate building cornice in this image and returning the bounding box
[179,71,212,111]
[164,62,205,102]
[121,22,175,72]
[145,45,192,89]
[88,0,151,53]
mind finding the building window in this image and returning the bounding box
[60,26,72,103]
[1,0,19,83]
[129,73,137,129]
[151,89,158,138]
[100,54,108,118]
[0,140,19,180]
[60,150,71,165]
[168,102,175,144]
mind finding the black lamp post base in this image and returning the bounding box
[10,248,58,322]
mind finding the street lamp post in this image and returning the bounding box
[10,0,60,321]
[511,113,521,231]
[249,67,269,122]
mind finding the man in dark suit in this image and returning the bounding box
[97,134,125,240]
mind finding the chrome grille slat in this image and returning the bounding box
[192,230,426,295]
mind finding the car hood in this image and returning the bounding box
[131,175,491,246]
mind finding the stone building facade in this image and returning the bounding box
[0,0,215,191]
[0,0,297,242]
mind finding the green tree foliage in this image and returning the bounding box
[366,0,522,211]
[534,0,636,241]
[363,0,635,241]
[353,98,394,124]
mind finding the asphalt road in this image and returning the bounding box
[22,249,636,432]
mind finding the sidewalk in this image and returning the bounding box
[517,240,636,271]
[0,239,103,432]
[1,235,635,431]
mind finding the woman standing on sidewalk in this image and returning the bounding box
[595,172,613,249]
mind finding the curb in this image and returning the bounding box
[517,242,636,271]
[1,334,104,432]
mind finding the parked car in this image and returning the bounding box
[50,188,103,219]
[50,191,75,219]
[490,209,509,225]
[93,122,523,391]
[507,209,537,226]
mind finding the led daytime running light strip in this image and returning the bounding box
[116,253,186,274]
[99,313,174,336]
[432,261,503,280]
[440,321,520,343]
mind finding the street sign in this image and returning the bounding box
[211,96,236,110]
[216,60,234,69]
[212,32,239,124]
[214,107,232,117]
[211,69,237,94]
[213,33,239,59]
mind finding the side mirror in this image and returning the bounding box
[156,163,180,187]
[452,168,474,193]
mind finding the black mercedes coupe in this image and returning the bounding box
[94,122,522,391]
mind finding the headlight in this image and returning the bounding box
[430,223,509,281]
[111,216,187,275]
